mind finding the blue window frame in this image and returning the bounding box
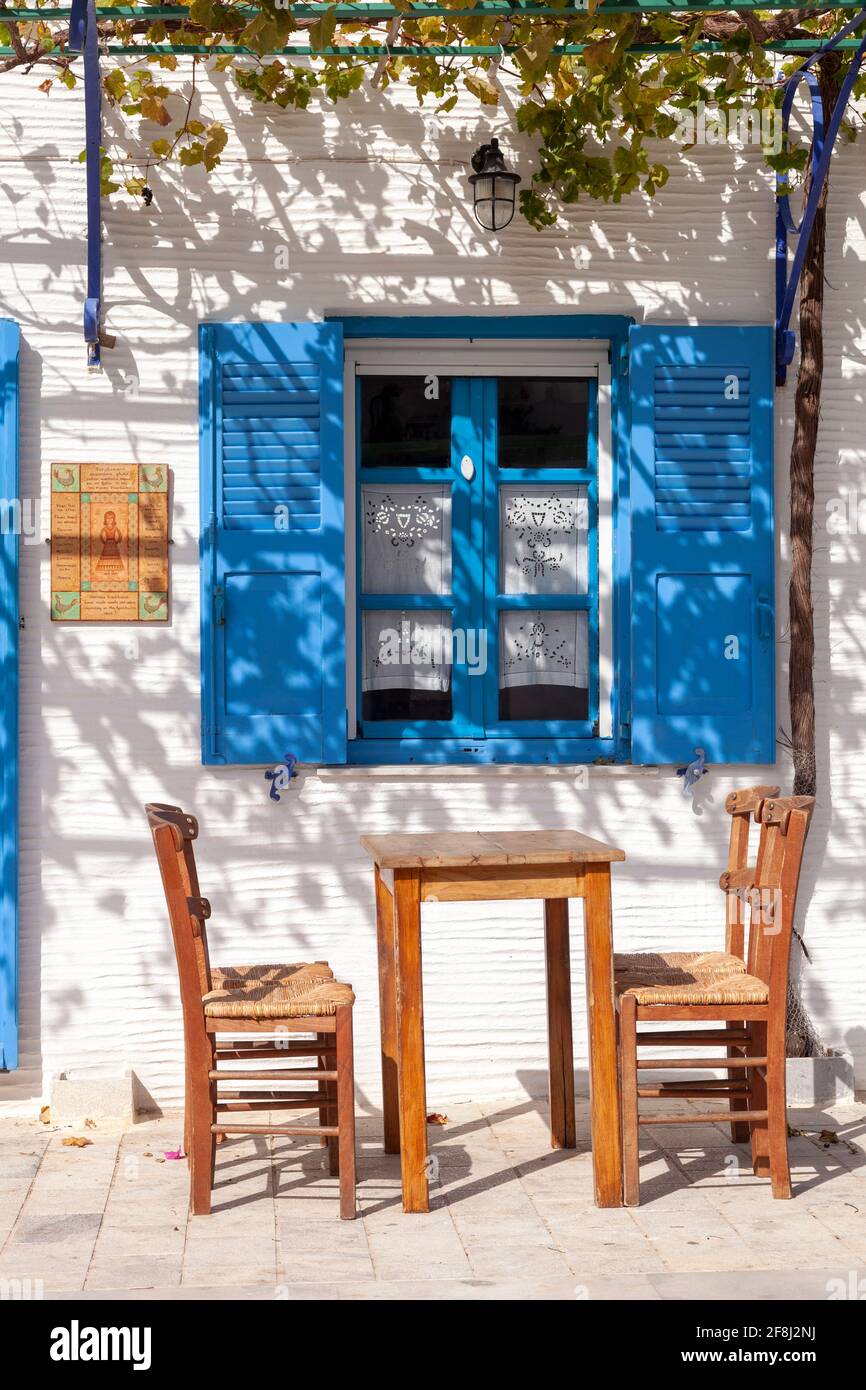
[343,318,628,765]
[355,371,602,754]
[199,315,775,770]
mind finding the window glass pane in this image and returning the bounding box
[362,484,451,596]
[500,485,588,595]
[360,375,452,469]
[499,610,589,721]
[362,610,453,722]
[498,377,589,469]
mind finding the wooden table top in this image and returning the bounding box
[359,829,626,870]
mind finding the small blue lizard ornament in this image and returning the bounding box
[676,747,708,798]
[265,753,298,802]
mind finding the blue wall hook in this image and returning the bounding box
[676,747,708,798]
[264,753,298,802]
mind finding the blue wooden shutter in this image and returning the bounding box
[200,322,346,766]
[629,325,775,765]
[0,320,19,1069]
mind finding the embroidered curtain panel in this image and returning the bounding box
[363,611,452,693]
[499,610,589,691]
[500,486,588,597]
[499,486,588,692]
[362,484,451,595]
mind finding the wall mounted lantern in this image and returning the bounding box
[468,137,521,232]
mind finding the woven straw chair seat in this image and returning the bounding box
[616,960,769,1006]
[211,961,333,990]
[204,965,354,1019]
[614,949,748,976]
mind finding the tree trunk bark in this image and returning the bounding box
[785,54,841,1058]
[788,53,841,797]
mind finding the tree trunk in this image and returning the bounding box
[788,52,841,797]
[785,54,841,1058]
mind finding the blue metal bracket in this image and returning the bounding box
[776,10,866,385]
[68,0,105,368]
[264,753,298,801]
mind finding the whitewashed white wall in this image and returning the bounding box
[1,67,864,1114]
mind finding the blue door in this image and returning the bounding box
[0,321,20,1070]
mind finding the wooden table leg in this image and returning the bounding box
[374,865,400,1154]
[544,898,576,1149]
[393,868,429,1213]
[583,862,623,1207]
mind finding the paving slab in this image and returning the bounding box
[0,1100,864,1299]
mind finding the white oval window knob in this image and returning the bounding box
[460,455,475,481]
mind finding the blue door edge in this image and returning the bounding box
[1,320,20,1071]
[198,324,221,764]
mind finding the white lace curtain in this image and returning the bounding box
[362,484,451,595]
[500,486,588,595]
[500,486,588,690]
[500,610,588,690]
[363,612,451,694]
[361,482,590,695]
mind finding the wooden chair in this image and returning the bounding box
[615,789,815,1205]
[615,782,780,1145]
[146,803,357,1219]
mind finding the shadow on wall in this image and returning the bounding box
[0,68,864,1106]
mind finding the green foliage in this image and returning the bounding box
[7,6,859,225]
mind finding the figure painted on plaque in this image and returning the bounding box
[96,510,123,574]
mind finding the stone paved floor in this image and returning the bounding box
[1,1098,865,1300]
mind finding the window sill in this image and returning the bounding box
[314,763,658,780]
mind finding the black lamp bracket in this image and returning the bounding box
[470,138,507,175]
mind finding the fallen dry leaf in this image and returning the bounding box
[39,1106,51,1125]
[61,1136,92,1148]
[426,1112,448,1126]
[142,1151,153,1158]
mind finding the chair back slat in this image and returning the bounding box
[724,784,780,959]
[746,796,814,986]
[747,818,782,980]
[146,802,213,994]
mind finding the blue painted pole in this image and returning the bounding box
[775,9,866,384]
[69,0,103,368]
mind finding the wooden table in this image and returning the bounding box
[360,829,626,1214]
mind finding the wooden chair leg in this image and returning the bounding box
[727,1021,750,1144]
[748,1020,770,1179]
[183,1049,191,1159]
[619,995,640,1207]
[767,1015,792,1199]
[324,1038,339,1177]
[317,1032,333,1160]
[318,1034,327,1143]
[188,1049,216,1216]
[335,1005,357,1220]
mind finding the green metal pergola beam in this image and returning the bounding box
[3,4,859,58]
[1,37,861,54]
[3,1,866,18]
